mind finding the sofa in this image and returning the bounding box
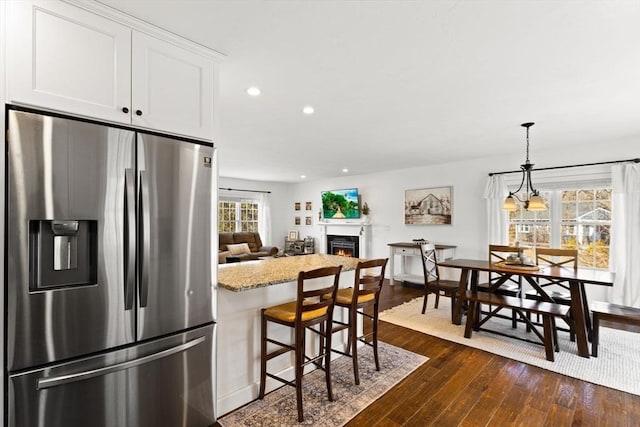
[218,232,279,264]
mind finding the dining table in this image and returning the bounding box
[437,258,616,358]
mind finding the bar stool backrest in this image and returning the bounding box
[296,266,342,322]
[350,258,388,308]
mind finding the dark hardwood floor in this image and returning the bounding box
[346,280,640,427]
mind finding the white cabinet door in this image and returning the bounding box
[131,32,215,139]
[7,0,132,123]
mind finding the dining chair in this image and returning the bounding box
[324,258,388,385]
[258,265,342,422]
[524,247,579,340]
[477,244,524,328]
[420,242,459,319]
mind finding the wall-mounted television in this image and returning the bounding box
[321,188,360,219]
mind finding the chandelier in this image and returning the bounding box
[503,122,546,211]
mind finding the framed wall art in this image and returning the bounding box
[404,186,452,225]
[294,202,301,211]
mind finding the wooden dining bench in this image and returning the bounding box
[463,291,570,361]
[591,301,640,357]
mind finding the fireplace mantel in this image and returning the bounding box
[318,222,372,259]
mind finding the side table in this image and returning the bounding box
[387,242,456,285]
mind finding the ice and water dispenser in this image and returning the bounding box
[29,219,98,290]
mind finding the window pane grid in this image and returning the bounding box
[218,200,259,232]
[508,192,550,248]
[218,201,236,232]
[508,187,611,270]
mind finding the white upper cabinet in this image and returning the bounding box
[6,0,218,140]
[7,0,132,123]
[131,32,215,140]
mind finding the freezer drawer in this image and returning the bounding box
[9,323,216,427]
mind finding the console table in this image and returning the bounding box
[387,242,456,285]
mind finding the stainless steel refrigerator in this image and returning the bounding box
[5,107,216,427]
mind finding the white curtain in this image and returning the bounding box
[608,163,640,307]
[259,192,272,246]
[483,174,509,246]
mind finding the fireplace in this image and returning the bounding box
[326,235,359,258]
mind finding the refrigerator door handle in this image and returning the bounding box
[124,169,136,310]
[36,335,206,390]
[139,170,151,308]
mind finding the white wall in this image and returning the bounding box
[284,160,486,265]
[227,138,637,284]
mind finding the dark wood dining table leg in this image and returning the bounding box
[570,279,590,358]
[464,299,477,338]
[452,268,470,325]
[580,284,592,339]
[469,270,479,292]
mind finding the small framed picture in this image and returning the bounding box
[294,202,301,211]
[294,216,301,225]
[305,202,312,211]
[289,230,299,240]
[305,216,312,225]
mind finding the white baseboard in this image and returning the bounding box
[216,346,357,417]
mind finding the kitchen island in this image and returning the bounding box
[216,254,362,416]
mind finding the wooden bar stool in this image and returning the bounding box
[258,265,342,422]
[325,258,388,385]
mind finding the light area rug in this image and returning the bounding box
[217,342,427,426]
[379,297,640,396]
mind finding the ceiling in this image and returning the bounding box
[97,0,640,183]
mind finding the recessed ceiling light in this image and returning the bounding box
[246,86,261,96]
[302,105,315,115]
[300,175,306,179]
[342,168,349,173]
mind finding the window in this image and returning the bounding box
[218,199,259,232]
[508,187,612,269]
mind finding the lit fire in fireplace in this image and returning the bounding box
[327,234,359,258]
[334,249,353,257]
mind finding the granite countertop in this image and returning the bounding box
[218,254,363,291]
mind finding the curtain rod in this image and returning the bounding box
[218,187,271,194]
[488,158,640,176]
